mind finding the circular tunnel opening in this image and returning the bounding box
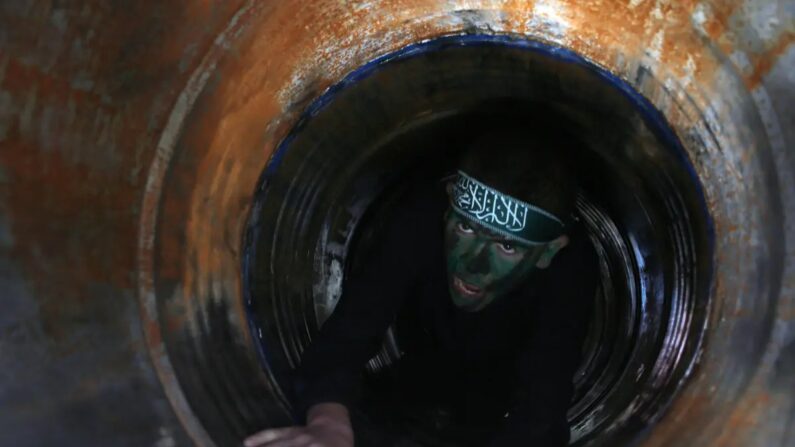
[244,35,713,446]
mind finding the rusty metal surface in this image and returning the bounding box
[0,1,793,446]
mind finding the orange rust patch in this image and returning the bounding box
[1,56,112,110]
[145,317,163,348]
[701,0,741,42]
[713,392,772,446]
[746,32,795,89]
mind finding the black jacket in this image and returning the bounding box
[293,184,598,446]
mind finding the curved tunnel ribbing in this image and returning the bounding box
[244,36,713,446]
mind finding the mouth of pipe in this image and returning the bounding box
[244,35,713,446]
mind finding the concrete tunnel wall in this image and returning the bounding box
[0,1,793,446]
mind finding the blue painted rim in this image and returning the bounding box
[242,34,716,415]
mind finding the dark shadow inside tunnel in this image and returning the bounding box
[338,109,601,446]
[243,35,713,447]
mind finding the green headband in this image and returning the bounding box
[450,171,565,246]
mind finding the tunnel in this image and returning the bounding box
[1,1,793,447]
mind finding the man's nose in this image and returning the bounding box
[465,242,490,275]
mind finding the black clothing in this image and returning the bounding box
[293,184,598,446]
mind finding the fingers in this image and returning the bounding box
[243,427,296,446]
[262,434,312,447]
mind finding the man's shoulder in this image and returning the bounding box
[528,222,599,310]
[556,221,598,274]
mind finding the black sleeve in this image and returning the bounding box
[489,233,598,447]
[291,193,437,422]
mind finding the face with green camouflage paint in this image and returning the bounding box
[443,210,565,312]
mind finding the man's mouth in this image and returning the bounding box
[453,276,483,298]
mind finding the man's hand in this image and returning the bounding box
[244,403,354,447]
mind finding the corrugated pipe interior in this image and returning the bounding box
[245,36,713,446]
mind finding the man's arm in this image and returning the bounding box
[291,238,416,419]
[245,231,414,446]
[246,190,434,446]
[490,235,598,447]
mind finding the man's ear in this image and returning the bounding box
[445,181,454,197]
[534,235,569,269]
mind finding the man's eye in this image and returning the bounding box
[497,242,516,254]
[456,222,474,234]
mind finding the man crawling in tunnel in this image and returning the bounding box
[245,118,599,447]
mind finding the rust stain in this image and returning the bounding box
[746,32,795,89]
[0,56,112,112]
[0,137,137,287]
[713,392,772,446]
[701,0,741,43]
[145,317,163,349]
[0,0,245,320]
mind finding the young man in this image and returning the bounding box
[246,124,599,447]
